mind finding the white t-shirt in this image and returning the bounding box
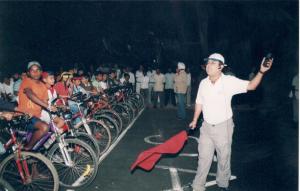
[196,73,249,124]
[135,71,144,83]
[164,73,174,89]
[187,73,191,86]
[141,75,150,89]
[40,88,58,124]
[100,81,108,90]
[1,82,14,95]
[129,72,135,84]
[92,80,102,92]
[147,71,155,83]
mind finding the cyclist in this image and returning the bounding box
[41,71,65,131]
[17,61,56,150]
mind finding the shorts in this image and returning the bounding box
[27,117,43,132]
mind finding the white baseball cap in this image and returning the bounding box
[204,53,227,66]
[177,62,185,70]
[27,61,41,70]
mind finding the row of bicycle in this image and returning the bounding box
[0,85,145,191]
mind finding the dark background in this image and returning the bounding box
[0,1,298,103]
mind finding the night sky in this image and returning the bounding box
[0,1,298,89]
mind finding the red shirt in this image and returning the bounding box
[54,82,69,97]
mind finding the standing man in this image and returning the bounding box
[189,53,272,191]
[174,62,188,120]
[140,71,150,107]
[135,65,144,94]
[153,68,165,108]
[186,68,192,107]
[164,68,176,107]
[147,67,155,106]
[128,67,135,92]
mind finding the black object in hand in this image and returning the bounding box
[263,53,273,67]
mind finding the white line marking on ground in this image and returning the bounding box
[156,165,216,176]
[144,135,162,145]
[98,108,145,164]
[169,168,183,191]
[178,153,198,157]
[66,108,145,191]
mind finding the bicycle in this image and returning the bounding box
[0,114,59,191]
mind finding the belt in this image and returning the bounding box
[204,118,233,127]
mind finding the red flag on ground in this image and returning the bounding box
[130,130,188,171]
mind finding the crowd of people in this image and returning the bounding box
[0,61,193,120]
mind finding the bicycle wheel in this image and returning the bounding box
[120,102,134,122]
[95,114,119,142]
[0,178,15,191]
[111,103,131,127]
[47,139,98,189]
[126,99,139,117]
[130,93,145,111]
[0,152,59,191]
[73,132,101,159]
[75,119,111,155]
[94,109,123,132]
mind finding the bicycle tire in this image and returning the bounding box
[95,114,119,142]
[94,109,123,132]
[0,178,15,191]
[0,152,59,191]
[75,119,112,155]
[111,103,131,127]
[47,138,98,189]
[73,132,101,159]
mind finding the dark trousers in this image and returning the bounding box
[153,91,164,108]
[165,89,176,106]
[140,88,149,106]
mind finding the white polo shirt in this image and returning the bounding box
[196,73,249,124]
[141,75,150,89]
[129,72,135,84]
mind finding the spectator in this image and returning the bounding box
[174,62,188,120]
[140,71,149,106]
[13,72,26,98]
[128,67,135,90]
[92,71,104,93]
[135,65,144,94]
[81,74,96,93]
[1,74,15,102]
[107,70,120,88]
[147,67,155,106]
[186,68,192,107]
[153,68,165,108]
[101,73,109,90]
[113,63,122,80]
[164,68,176,107]
[54,72,73,101]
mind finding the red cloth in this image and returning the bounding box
[130,130,188,171]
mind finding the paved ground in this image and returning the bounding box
[77,103,298,191]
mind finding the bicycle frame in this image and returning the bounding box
[3,126,32,184]
[12,115,74,167]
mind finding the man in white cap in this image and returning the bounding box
[174,62,188,119]
[189,53,273,191]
